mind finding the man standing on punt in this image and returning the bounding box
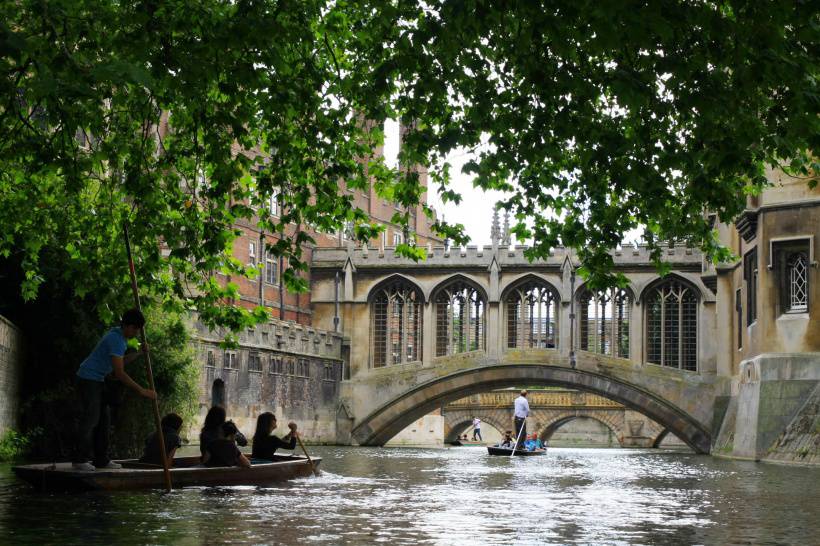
[72,309,157,471]
[513,389,529,449]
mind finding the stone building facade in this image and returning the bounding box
[192,317,345,443]
[710,168,820,463]
[0,315,23,435]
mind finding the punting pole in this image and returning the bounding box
[124,222,173,492]
[296,434,320,477]
[510,418,527,458]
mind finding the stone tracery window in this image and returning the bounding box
[785,251,809,312]
[645,279,698,371]
[579,287,631,358]
[371,280,422,368]
[505,279,559,349]
[435,280,485,356]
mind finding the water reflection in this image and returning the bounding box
[1,446,818,545]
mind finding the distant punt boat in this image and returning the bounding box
[12,454,320,492]
[487,446,546,456]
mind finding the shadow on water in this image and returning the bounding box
[1,446,819,545]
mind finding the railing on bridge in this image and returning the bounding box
[446,390,623,409]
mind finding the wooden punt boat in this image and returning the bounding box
[12,454,320,492]
[487,446,546,456]
[458,441,485,447]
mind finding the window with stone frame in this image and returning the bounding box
[435,280,486,357]
[265,251,278,285]
[505,279,559,349]
[744,248,758,325]
[206,350,215,368]
[773,240,810,314]
[371,279,423,367]
[223,351,238,370]
[248,241,257,267]
[578,287,631,358]
[645,279,698,371]
[247,351,262,373]
[735,288,742,350]
[269,356,284,375]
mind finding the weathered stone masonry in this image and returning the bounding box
[0,315,23,435]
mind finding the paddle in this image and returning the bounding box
[510,418,527,457]
[124,223,172,492]
[296,433,320,477]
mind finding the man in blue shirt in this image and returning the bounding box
[72,309,156,471]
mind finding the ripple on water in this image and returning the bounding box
[1,448,819,545]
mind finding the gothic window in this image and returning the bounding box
[579,287,631,358]
[505,279,559,349]
[645,279,698,371]
[435,280,486,357]
[371,280,423,367]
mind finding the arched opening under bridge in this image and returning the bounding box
[351,364,711,453]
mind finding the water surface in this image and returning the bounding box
[1,446,817,545]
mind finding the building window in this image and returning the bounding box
[295,359,310,378]
[579,287,631,358]
[393,232,403,246]
[248,351,262,372]
[223,351,238,370]
[371,280,423,367]
[505,279,559,349]
[287,359,295,376]
[269,191,280,217]
[269,356,284,375]
[265,251,278,285]
[323,363,336,381]
[435,280,485,356]
[735,288,742,350]
[248,242,257,266]
[645,279,698,371]
[206,350,215,368]
[744,249,758,325]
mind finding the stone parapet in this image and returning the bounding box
[312,243,703,270]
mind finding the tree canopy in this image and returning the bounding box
[1,0,817,328]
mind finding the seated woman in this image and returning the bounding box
[199,406,247,460]
[499,431,514,448]
[203,421,251,468]
[140,413,184,467]
[252,412,298,460]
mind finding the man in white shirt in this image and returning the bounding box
[472,417,482,441]
[513,389,530,449]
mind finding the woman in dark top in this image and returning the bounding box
[140,413,184,467]
[203,421,250,468]
[251,412,298,460]
[199,406,247,459]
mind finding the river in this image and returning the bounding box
[1,446,818,545]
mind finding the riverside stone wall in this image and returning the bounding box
[0,315,23,435]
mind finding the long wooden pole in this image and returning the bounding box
[295,434,319,476]
[510,417,526,457]
[124,223,173,492]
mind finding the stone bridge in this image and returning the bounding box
[441,391,666,447]
[311,242,728,454]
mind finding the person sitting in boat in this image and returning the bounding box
[499,431,514,448]
[199,405,247,460]
[202,420,251,468]
[524,434,542,451]
[139,412,183,467]
[251,412,298,460]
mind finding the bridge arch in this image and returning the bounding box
[442,410,508,443]
[499,273,562,303]
[539,413,624,447]
[635,272,710,304]
[351,364,711,453]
